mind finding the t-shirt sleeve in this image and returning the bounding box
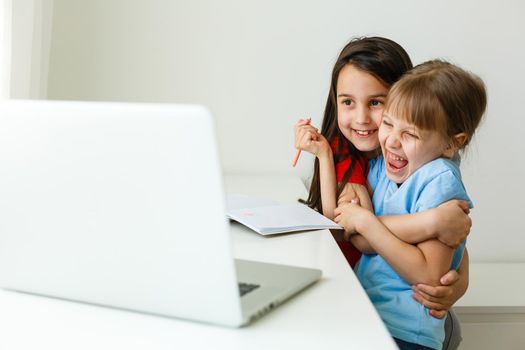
[415,169,473,213]
[366,156,383,191]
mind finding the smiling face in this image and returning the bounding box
[336,64,389,155]
[379,112,449,184]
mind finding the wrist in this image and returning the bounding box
[317,144,332,161]
[355,210,375,235]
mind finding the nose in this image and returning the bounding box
[355,104,370,125]
[385,131,401,149]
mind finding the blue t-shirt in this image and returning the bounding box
[357,156,471,349]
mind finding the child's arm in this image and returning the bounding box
[338,192,470,318]
[338,182,374,212]
[318,147,338,219]
[412,249,470,318]
[338,195,470,251]
[346,211,470,319]
[378,200,471,248]
[294,120,338,219]
[335,203,455,286]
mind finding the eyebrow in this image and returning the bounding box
[337,93,387,99]
[383,113,420,131]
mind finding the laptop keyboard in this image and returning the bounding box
[238,282,260,296]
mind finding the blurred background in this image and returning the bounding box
[2,0,524,264]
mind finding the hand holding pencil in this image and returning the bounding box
[293,118,329,167]
[292,118,311,167]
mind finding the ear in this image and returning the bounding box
[442,133,468,158]
[453,133,469,148]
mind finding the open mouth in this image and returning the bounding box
[386,151,408,172]
[352,129,377,138]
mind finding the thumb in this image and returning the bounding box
[440,270,459,285]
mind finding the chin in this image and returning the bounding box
[385,166,408,184]
[351,140,379,153]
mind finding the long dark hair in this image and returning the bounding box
[303,37,413,212]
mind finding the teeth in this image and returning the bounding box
[389,153,406,161]
[354,129,374,136]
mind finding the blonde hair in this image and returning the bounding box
[386,60,487,149]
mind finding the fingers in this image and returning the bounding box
[412,286,445,302]
[412,292,446,310]
[300,129,318,145]
[294,120,318,134]
[335,202,351,212]
[353,184,373,211]
[294,118,312,130]
[439,270,460,286]
[296,118,309,126]
[295,125,319,141]
[334,202,359,218]
[429,309,448,319]
[294,124,321,149]
[413,283,451,299]
[337,196,355,206]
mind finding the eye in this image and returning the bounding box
[406,132,420,140]
[341,99,353,106]
[382,119,393,127]
[370,99,384,107]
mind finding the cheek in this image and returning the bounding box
[405,143,417,157]
[405,143,426,164]
[337,107,345,120]
[370,110,383,128]
[337,109,350,128]
[378,127,387,146]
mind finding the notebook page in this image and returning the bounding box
[227,202,341,235]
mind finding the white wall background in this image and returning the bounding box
[0,0,11,99]
[29,0,525,263]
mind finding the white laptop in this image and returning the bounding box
[0,100,321,327]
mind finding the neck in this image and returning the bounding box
[364,148,381,160]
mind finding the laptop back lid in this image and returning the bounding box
[0,100,243,326]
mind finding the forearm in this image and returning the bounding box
[352,211,437,255]
[378,200,472,248]
[318,150,337,220]
[349,234,376,254]
[377,211,435,244]
[357,214,453,285]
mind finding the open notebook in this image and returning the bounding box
[226,194,341,235]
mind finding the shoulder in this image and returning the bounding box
[411,158,473,211]
[413,158,462,182]
[367,156,385,190]
[368,155,385,174]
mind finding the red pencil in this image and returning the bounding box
[292,118,311,167]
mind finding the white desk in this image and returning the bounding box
[0,175,395,350]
